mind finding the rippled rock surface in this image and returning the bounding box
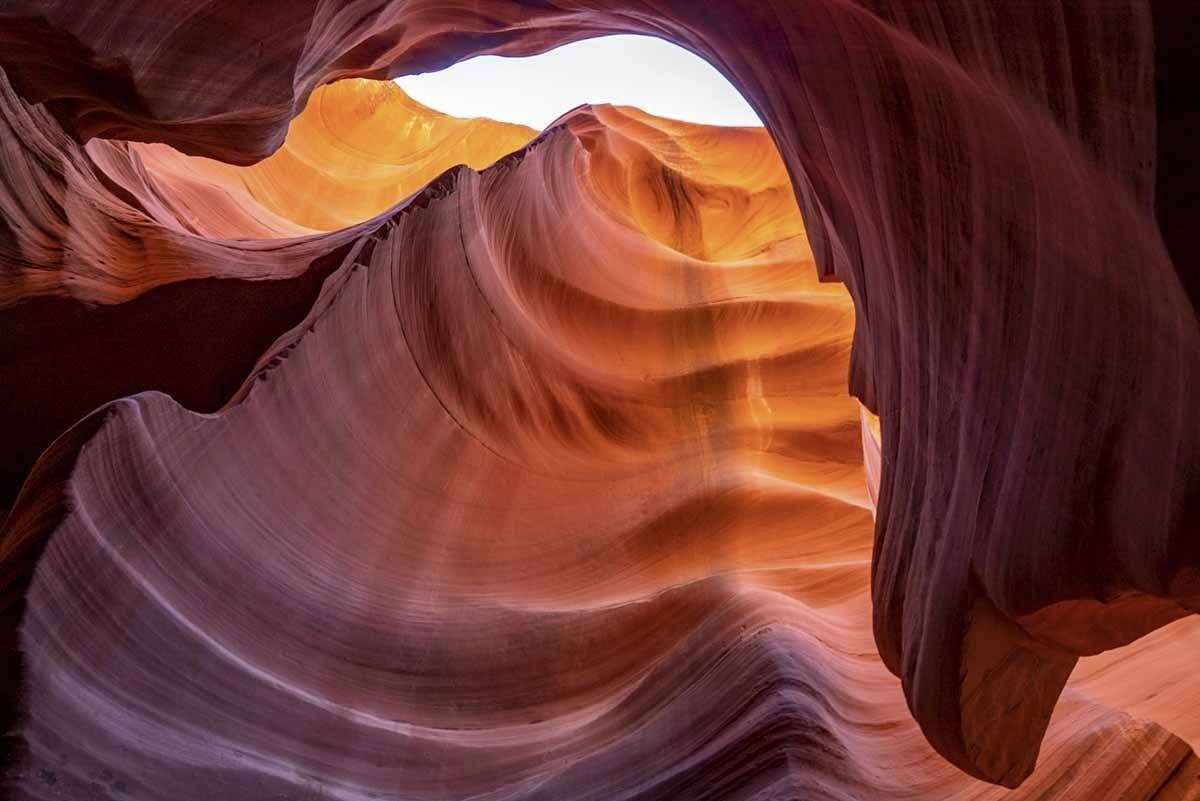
[0,3,1197,799]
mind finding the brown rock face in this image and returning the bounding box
[0,2,1197,799]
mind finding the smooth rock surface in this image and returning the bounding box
[0,1,1197,796]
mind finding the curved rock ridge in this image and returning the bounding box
[3,93,1198,801]
[0,74,531,514]
[0,70,355,308]
[128,79,538,234]
[0,64,376,516]
[0,76,535,308]
[0,0,1198,792]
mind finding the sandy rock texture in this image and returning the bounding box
[0,2,1196,799]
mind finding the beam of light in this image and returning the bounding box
[395,35,763,131]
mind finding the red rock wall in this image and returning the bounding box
[0,2,1196,798]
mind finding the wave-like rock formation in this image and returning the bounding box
[0,2,1197,799]
[129,79,537,235]
[0,76,530,518]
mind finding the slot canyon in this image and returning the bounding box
[0,3,1197,800]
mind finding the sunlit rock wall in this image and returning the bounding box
[0,2,1197,799]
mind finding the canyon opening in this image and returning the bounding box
[0,7,1197,801]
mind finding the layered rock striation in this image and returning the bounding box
[0,2,1197,798]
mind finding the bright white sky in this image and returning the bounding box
[395,35,762,131]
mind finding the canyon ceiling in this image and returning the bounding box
[0,2,1197,800]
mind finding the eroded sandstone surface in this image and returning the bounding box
[0,3,1197,799]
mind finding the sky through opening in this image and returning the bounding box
[395,35,763,130]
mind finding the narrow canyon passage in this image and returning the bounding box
[8,79,885,799]
[3,75,1196,801]
[1,4,1198,800]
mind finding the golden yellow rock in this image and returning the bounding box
[135,79,538,233]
